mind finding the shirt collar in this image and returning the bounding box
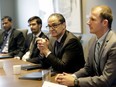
[33,31,41,37]
[96,30,109,45]
[57,33,64,43]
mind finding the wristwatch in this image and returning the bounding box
[74,78,80,87]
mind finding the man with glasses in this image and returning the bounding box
[37,13,85,73]
[15,16,48,65]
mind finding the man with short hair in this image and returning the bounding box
[0,16,25,56]
[37,13,85,73]
[55,5,116,87]
[15,16,48,64]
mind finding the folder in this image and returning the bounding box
[0,54,13,59]
[21,64,42,70]
[19,72,42,80]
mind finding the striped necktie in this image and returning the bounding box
[94,42,101,75]
[95,42,100,64]
[29,36,36,56]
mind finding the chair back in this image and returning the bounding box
[17,29,28,39]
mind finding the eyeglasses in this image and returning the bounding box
[46,22,62,29]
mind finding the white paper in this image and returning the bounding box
[42,81,67,87]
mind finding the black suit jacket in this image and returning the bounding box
[42,30,85,73]
[0,28,25,56]
[17,32,48,64]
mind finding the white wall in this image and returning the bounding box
[14,0,40,32]
[81,0,116,59]
[1,0,116,33]
[82,0,116,34]
[0,0,15,28]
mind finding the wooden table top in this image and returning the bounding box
[0,58,55,87]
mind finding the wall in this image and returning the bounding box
[0,0,1,27]
[54,0,82,33]
[1,0,116,33]
[0,0,15,28]
[81,0,116,59]
[14,0,40,32]
[82,0,116,34]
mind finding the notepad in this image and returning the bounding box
[19,72,42,80]
[21,64,42,70]
[0,54,13,59]
[42,81,67,87]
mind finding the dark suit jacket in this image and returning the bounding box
[0,28,25,56]
[17,32,48,64]
[75,30,116,87]
[42,30,85,73]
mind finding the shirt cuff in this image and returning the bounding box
[14,56,20,60]
[72,74,77,79]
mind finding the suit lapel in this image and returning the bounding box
[0,32,5,45]
[57,31,67,56]
[89,37,97,70]
[32,32,43,50]
[28,34,33,47]
[62,31,68,48]
[38,32,43,37]
[94,30,113,74]
[99,31,113,63]
[30,32,44,57]
[50,31,67,56]
[9,29,15,47]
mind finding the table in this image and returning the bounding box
[0,58,55,87]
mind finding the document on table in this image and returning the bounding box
[42,81,67,87]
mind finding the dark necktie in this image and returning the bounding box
[0,32,8,52]
[29,36,36,56]
[55,41,61,56]
[4,32,8,41]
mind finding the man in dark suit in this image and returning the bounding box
[0,16,25,56]
[15,16,48,64]
[55,5,116,87]
[37,13,85,73]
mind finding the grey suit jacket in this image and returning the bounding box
[0,28,25,56]
[74,30,116,87]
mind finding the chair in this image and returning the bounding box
[17,29,28,39]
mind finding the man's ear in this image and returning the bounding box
[103,19,108,27]
[62,22,66,29]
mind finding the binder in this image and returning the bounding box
[19,72,42,80]
[21,64,42,70]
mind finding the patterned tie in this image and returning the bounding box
[29,36,36,56]
[95,42,100,64]
[95,42,101,75]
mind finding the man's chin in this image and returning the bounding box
[51,33,57,37]
[51,35,57,38]
[51,35,56,37]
